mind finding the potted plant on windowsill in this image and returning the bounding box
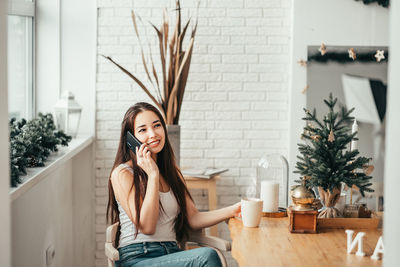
[103,0,197,166]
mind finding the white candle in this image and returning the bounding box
[351,119,358,151]
[260,181,279,212]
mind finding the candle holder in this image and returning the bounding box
[256,154,289,216]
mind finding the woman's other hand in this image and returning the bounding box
[136,144,159,177]
[231,202,241,218]
[224,202,241,224]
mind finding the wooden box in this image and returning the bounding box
[287,206,318,234]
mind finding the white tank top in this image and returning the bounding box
[117,164,179,248]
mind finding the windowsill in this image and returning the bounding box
[9,135,94,202]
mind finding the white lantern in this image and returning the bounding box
[54,91,82,138]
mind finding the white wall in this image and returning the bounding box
[95,0,292,265]
[36,0,61,117]
[289,0,389,187]
[36,0,96,136]
[11,145,94,267]
[383,0,400,265]
[0,0,11,265]
[60,0,96,136]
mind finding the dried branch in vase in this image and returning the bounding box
[103,0,197,125]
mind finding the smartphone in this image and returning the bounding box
[126,130,142,154]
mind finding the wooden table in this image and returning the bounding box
[228,217,383,267]
[184,175,219,236]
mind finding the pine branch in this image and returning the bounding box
[9,113,72,187]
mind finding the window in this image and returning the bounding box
[8,0,35,120]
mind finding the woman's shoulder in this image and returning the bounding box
[111,163,135,193]
[119,162,133,172]
[111,163,133,180]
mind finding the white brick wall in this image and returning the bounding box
[95,0,292,266]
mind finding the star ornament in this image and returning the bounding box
[318,43,327,56]
[297,59,307,67]
[348,48,356,60]
[375,50,385,62]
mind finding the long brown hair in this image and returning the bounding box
[106,102,193,247]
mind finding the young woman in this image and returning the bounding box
[107,102,241,267]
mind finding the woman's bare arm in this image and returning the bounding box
[111,166,160,235]
[185,192,241,230]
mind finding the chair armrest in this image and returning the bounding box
[105,242,120,261]
[106,222,119,243]
[188,232,231,251]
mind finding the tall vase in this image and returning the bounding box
[166,125,180,167]
[317,187,342,218]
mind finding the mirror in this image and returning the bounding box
[306,45,388,211]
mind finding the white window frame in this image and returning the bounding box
[8,0,35,120]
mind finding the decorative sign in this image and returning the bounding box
[345,229,384,260]
[307,49,388,64]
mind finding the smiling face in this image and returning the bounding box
[133,110,166,155]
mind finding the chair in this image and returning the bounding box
[105,222,231,267]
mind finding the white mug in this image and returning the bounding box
[241,198,263,227]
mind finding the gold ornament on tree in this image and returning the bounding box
[363,164,375,176]
[328,129,335,142]
[311,135,321,141]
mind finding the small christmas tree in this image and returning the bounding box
[294,94,374,217]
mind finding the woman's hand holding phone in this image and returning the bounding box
[136,144,159,178]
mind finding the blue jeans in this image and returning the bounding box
[116,241,222,267]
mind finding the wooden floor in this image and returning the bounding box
[228,217,383,267]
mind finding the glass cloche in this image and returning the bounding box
[256,154,289,209]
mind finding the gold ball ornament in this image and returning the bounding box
[291,183,316,211]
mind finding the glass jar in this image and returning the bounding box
[256,154,289,210]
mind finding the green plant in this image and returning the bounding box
[9,113,72,187]
[103,0,197,125]
[294,94,374,196]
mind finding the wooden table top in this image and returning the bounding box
[228,217,383,267]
